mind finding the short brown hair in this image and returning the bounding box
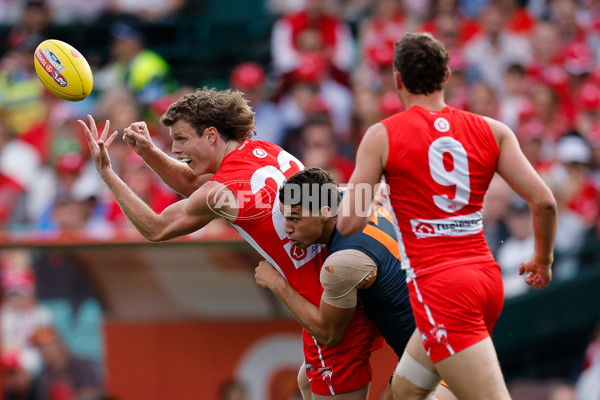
[160,87,255,142]
[394,32,450,95]
[279,167,341,212]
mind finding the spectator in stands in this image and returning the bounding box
[0,120,29,230]
[95,22,174,105]
[498,63,531,131]
[516,119,554,174]
[94,87,144,175]
[544,135,595,279]
[482,175,512,257]
[574,79,600,136]
[0,33,48,139]
[552,135,598,228]
[230,62,285,146]
[104,0,184,23]
[464,2,532,95]
[32,326,102,400]
[549,0,586,44]
[32,152,109,238]
[586,123,600,183]
[45,0,108,25]
[355,0,406,90]
[496,0,536,34]
[270,0,354,86]
[419,0,480,46]
[530,83,571,140]
[467,81,499,118]
[298,118,354,184]
[548,382,577,400]
[278,52,353,142]
[577,321,600,399]
[1,249,54,375]
[2,352,38,400]
[3,0,53,51]
[496,195,535,298]
[349,83,383,148]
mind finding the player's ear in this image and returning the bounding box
[205,127,218,144]
[320,206,332,218]
[444,68,451,83]
[394,70,403,91]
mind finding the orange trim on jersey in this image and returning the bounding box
[369,207,394,226]
[362,224,401,261]
[441,380,449,388]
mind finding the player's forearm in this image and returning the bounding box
[530,194,558,263]
[101,169,170,241]
[271,283,333,345]
[140,146,209,197]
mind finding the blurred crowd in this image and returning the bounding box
[1,0,600,398]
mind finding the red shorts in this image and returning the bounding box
[303,307,378,395]
[408,261,504,363]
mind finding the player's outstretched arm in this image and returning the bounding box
[338,123,388,236]
[489,117,557,289]
[255,260,354,347]
[79,116,225,242]
[123,121,212,197]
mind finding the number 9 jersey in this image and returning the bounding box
[382,105,499,276]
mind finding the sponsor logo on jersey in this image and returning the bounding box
[35,48,68,87]
[410,211,483,238]
[434,117,450,133]
[305,363,314,372]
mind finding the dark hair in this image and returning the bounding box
[393,32,450,95]
[160,87,255,142]
[279,168,340,213]
[506,63,525,75]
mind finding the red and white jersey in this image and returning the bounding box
[382,105,499,276]
[210,139,327,305]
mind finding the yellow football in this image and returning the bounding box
[33,39,93,101]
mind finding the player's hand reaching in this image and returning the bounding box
[123,121,154,155]
[77,115,118,175]
[519,255,553,289]
[255,260,286,292]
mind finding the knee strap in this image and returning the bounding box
[395,351,441,391]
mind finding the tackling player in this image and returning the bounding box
[255,167,456,400]
[337,33,557,400]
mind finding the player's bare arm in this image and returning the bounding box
[78,115,237,242]
[338,123,389,236]
[487,117,558,289]
[123,121,212,197]
[255,260,355,347]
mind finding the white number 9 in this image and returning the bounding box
[428,137,470,213]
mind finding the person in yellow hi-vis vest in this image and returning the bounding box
[99,22,174,105]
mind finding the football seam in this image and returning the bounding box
[43,40,87,100]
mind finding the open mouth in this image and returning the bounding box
[179,158,191,164]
